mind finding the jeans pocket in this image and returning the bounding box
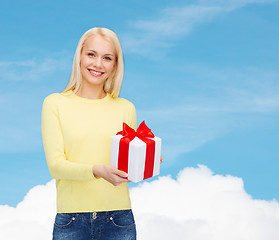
[110,210,136,228]
[54,213,75,228]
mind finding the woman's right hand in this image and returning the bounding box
[92,165,129,186]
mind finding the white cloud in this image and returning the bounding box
[133,5,222,37]
[197,0,276,10]
[132,165,279,240]
[0,54,71,82]
[0,180,56,240]
[121,0,276,55]
[1,165,279,240]
[122,5,222,56]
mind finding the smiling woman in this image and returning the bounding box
[41,27,137,240]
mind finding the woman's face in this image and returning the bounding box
[80,35,116,90]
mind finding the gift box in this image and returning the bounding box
[110,121,162,183]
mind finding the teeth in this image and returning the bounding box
[90,69,102,75]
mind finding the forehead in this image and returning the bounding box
[83,35,115,55]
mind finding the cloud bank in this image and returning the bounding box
[1,165,279,240]
[132,165,279,240]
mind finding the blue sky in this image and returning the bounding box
[0,0,279,207]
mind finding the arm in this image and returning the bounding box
[41,96,96,181]
[93,101,138,186]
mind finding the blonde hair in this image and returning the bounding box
[62,27,124,98]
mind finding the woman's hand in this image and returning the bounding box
[92,165,129,186]
[160,156,164,164]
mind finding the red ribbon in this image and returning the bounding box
[117,121,155,180]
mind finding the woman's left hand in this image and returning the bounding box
[160,156,164,164]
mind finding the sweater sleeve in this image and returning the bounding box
[41,95,96,181]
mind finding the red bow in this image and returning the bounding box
[117,121,154,140]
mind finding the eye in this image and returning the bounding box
[88,52,96,57]
[104,56,112,61]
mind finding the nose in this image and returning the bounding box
[93,56,102,68]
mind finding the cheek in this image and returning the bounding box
[80,55,91,69]
[106,62,116,73]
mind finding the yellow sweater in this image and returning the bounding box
[41,90,137,213]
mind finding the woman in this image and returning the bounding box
[42,27,137,240]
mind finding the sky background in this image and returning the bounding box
[0,0,278,221]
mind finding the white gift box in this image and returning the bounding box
[110,134,162,183]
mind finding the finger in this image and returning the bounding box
[116,169,128,178]
[110,166,127,177]
[115,175,130,185]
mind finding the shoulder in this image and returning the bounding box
[43,93,60,106]
[42,92,71,111]
[111,96,136,110]
[43,92,60,102]
[43,91,72,104]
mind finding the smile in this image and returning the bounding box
[88,69,104,77]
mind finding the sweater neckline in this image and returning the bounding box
[61,90,111,103]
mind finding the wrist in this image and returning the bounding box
[92,165,103,179]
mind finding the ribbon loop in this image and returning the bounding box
[136,121,155,138]
[117,123,136,138]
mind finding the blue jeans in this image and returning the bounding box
[53,209,137,240]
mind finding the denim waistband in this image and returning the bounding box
[57,209,132,221]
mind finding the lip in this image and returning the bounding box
[88,68,105,77]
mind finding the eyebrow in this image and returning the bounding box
[87,49,114,56]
